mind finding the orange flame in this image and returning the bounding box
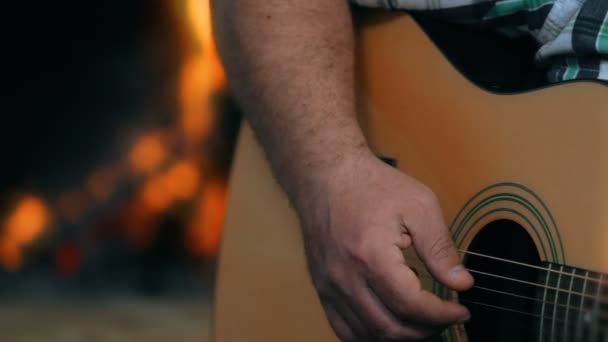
[0,241,22,272]
[180,0,226,142]
[179,57,214,141]
[1,196,51,270]
[141,174,173,212]
[5,196,50,246]
[180,0,228,256]
[166,160,201,201]
[129,134,168,174]
[188,180,227,256]
[140,159,201,213]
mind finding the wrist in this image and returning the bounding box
[286,143,376,216]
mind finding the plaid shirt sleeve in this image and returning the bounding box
[352,0,608,83]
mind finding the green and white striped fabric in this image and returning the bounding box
[352,0,608,83]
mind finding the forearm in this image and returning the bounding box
[211,0,371,209]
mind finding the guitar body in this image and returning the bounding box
[213,12,608,342]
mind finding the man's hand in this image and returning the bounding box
[299,152,474,341]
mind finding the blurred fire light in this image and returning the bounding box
[1,196,51,270]
[180,0,226,143]
[0,241,22,272]
[5,196,50,246]
[179,0,228,257]
[129,133,168,174]
[179,57,214,142]
[140,160,202,213]
[166,160,201,201]
[141,174,174,212]
[188,181,227,257]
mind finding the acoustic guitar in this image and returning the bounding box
[212,11,608,342]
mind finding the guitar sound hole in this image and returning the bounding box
[460,220,541,342]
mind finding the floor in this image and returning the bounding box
[0,298,211,342]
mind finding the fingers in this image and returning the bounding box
[331,294,370,339]
[368,246,471,325]
[322,267,371,339]
[324,305,356,342]
[325,277,444,341]
[404,197,474,292]
[350,281,440,340]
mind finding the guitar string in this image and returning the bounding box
[407,250,608,334]
[418,274,608,319]
[458,249,607,285]
[459,299,541,319]
[419,275,606,336]
[466,269,606,302]
[438,297,597,335]
[458,299,597,338]
[452,250,608,302]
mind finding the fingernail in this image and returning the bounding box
[458,311,471,323]
[450,264,467,278]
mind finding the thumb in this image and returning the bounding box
[407,201,474,291]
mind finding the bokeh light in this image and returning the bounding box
[166,160,201,201]
[1,196,51,270]
[188,181,227,257]
[129,133,168,175]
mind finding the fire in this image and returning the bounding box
[1,196,51,270]
[180,0,226,142]
[186,0,215,53]
[188,181,227,257]
[180,0,229,257]
[141,174,173,212]
[0,241,22,272]
[129,133,168,174]
[140,159,201,213]
[4,196,50,246]
[179,57,214,141]
[166,160,201,201]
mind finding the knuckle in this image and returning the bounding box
[325,262,346,285]
[374,323,403,341]
[404,196,428,216]
[415,187,439,208]
[402,190,439,224]
[369,319,389,335]
[429,234,455,261]
[348,242,371,269]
